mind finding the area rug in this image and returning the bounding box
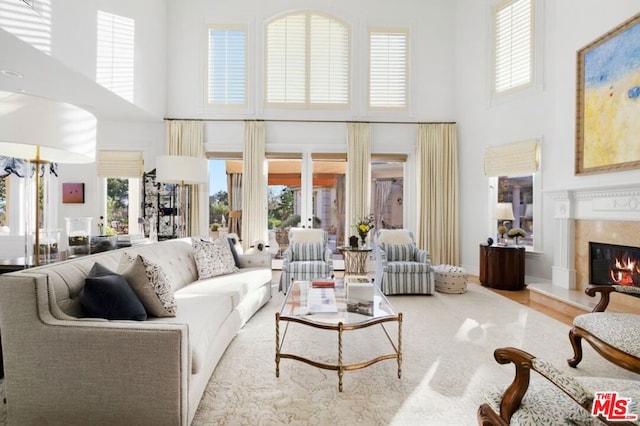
[191,283,639,425]
[0,283,637,425]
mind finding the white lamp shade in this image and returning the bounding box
[0,91,96,163]
[493,202,515,221]
[156,155,208,184]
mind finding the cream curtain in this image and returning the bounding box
[241,121,266,251]
[166,120,205,237]
[346,122,371,240]
[373,180,393,230]
[417,123,459,265]
[227,173,242,237]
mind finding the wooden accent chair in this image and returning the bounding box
[478,347,640,425]
[568,285,640,374]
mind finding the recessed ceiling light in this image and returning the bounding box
[1,69,24,78]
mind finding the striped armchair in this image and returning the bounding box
[278,228,334,292]
[374,229,434,295]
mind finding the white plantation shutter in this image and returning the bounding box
[208,26,246,105]
[266,12,350,106]
[96,11,135,102]
[494,0,533,94]
[483,139,539,177]
[309,14,349,105]
[369,28,408,109]
[266,13,306,104]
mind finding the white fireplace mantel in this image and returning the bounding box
[546,184,640,289]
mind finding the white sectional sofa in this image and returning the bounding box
[0,238,272,426]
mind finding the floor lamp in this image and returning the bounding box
[155,155,207,238]
[0,91,97,265]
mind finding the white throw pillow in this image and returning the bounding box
[376,229,413,245]
[192,237,239,279]
[289,228,325,243]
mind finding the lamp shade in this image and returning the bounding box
[0,91,96,163]
[155,155,207,184]
[493,202,515,221]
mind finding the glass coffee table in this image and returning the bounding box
[275,277,402,391]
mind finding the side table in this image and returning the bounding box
[338,246,372,275]
[479,244,525,290]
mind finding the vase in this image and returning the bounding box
[360,236,367,248]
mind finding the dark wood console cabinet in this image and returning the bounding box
[479,245,525,290]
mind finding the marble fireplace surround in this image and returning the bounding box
[544,184,640,313]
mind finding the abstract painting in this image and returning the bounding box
[62,183,85,204]
[576,13,640,175]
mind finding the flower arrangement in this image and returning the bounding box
[355,215,375,246]
[508,227,526,245]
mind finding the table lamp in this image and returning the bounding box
[0,91,96,265]
[493,202,514,246]
[155,155,207,238]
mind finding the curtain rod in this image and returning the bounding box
[164,117,456,125]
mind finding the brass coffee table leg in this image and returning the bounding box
[398,312,403,378]
[338,322,344,392]
[275,312,280,377]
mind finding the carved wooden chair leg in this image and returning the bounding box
[567,327,583,368]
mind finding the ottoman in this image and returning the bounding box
[433,264,467,294]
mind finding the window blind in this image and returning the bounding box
[208,26,246,105]
[96,10,135,102]
[483,139,539,177]
[97,150,143,178]
[266,13,306,104]
[266,12,350,106]
[309,14,349,105]
[494,0,533,94]
[369,28,408,109]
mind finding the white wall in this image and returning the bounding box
[166,0,457,234]
[455,0,640,279]
[50,0,168,118]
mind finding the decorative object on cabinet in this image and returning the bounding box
[0,91,97,265]
[493,202,514,246]
[155,155,208,238]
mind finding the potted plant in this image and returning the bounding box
[210,223,220,239]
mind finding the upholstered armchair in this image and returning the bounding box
[278,228,334,292]
[374,229,434,295]
[568,284,640,374]
[478,347,640,425]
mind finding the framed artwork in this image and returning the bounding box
[62,183,85,204]
[576,13,640,175]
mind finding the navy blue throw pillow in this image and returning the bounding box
[88,262,118,277]
[80,274,147,321]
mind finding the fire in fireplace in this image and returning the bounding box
[590,242,640,287]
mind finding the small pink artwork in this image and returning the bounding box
[62,183,85,204]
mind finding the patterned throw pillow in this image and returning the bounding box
[383,243,415,262]
[291,242,324,261]
[192,238,239,279]
[120,253,177,317]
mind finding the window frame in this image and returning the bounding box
[368,27,410,111]
[205,23,248,108]
[264,11,351,109]
[491,0,544,103]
